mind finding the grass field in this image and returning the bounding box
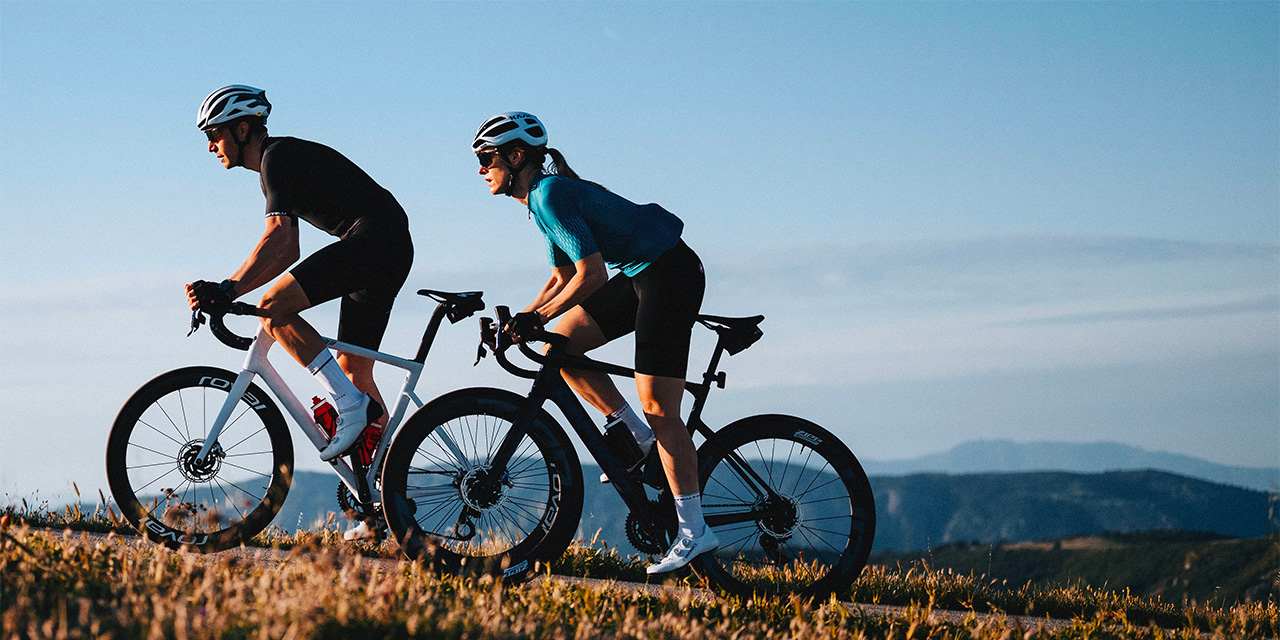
[3,499,1277,639]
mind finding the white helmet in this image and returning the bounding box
[198,85,270,130]
[472,112,546,151]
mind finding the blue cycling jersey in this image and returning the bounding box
[527,174,683,277]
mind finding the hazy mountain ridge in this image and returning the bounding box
[276,464,1276,556]
[868,469,1274,553]
[859,440,1279,492]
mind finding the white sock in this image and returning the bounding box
[306,351,361,410]
[607,405,654,445]
[673,492,705,538]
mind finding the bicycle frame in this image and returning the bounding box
[193,290,482,506]
[193,326,423,505]
[479,311,778,537]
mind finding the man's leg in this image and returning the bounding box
[260,274,375,460]
[258,274,326,365]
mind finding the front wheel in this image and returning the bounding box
[380,388,583,582]
[694,415,875,599]
[105,366,293,552]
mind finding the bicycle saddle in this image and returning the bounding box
[697,314,765,355]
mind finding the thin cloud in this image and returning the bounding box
[998,295,1280,327]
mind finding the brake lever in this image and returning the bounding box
[188,310,206,337]
[475,317,497,366]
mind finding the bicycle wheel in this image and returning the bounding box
[694,415,874,599]
[106,366,293,552]
[381,387,583,581]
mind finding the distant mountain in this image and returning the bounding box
[860,440,1279,492]
[274,467,1276,556]
[868,469,1275,553]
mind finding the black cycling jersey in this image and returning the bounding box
[259,137,408,237]
[257,136,414,350]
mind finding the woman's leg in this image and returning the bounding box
[552,306,629,415]
[636,373,699,495]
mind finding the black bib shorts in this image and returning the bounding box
[579,240,705,379]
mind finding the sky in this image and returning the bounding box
[1,1,1276,504]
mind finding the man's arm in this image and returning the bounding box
[226,215,301,297]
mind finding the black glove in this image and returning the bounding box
[503,311,544,343]
[191,279,234,315]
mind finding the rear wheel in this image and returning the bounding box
[694,415,874,599]
[381,388,583,582]
[105,366,292,552]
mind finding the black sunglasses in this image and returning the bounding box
[477,149,501,169]
[204,127,223,143]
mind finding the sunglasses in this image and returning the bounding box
[477,149,501,169]
[204,127,223,143]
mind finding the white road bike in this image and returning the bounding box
[105,289,484,551]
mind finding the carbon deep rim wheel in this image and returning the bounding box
[106,366,292,552]
[694,415,875,599]
[380,387,583,582]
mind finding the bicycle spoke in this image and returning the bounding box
[138,418,190,449]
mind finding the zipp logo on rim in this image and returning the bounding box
[794,430,823,446]
[198,376,267,410]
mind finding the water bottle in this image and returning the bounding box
[312,396,337,439]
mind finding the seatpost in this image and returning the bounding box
[412,302,452,364]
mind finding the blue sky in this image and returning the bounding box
[1,1,1276,501]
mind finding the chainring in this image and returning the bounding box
[625,496,675,555]
[336,481,385,532]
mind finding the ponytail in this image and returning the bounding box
[501,142,609,192]
[544,147,608,192]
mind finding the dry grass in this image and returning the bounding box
[4,515,1277,640]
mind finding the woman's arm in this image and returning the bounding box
[530,252,608,322]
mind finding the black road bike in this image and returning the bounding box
[379,306,876,598]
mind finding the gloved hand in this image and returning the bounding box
[188,279,234,315]
[503,311,544,343]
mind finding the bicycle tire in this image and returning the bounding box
[105,366,293,552]
[381,387,583,582]
[693,414,875,599]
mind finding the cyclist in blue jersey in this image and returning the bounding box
[472,112,718,573]
[186,85,410,465]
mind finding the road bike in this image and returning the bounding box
[105,289,484,552]
[379,306,876,599]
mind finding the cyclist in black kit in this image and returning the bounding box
[186,85,412,462]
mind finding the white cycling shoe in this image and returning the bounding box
[342,521,378,542]
[319,395,381,462]
[646,529,720,575]
[600,436,656,483]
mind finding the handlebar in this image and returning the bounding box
[188,302,261,351]
[189,288,487,354]
[477,306,565,379]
